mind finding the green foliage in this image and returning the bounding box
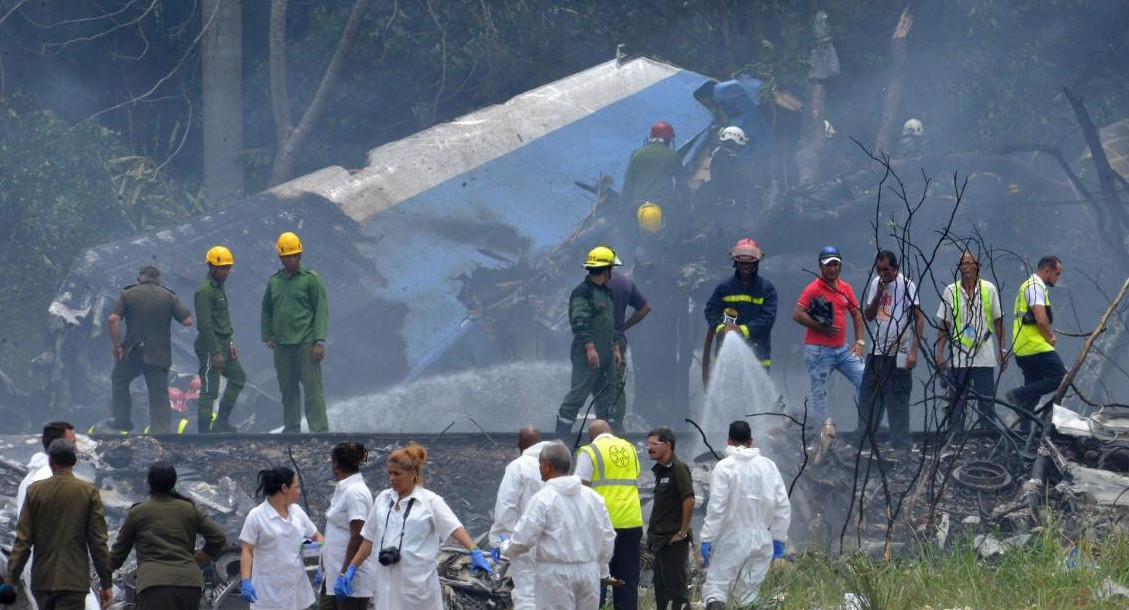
[757,525,1129,609]
[0,94,204,379]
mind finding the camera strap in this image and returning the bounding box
[378,497,417,553]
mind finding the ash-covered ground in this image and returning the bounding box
[0,419,1126,609]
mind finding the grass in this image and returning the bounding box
[746,525,1129,610]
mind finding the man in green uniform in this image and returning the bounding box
[108,265,194,433]
[646,427,695,610]
[261,232,329,433]
[194,245,246,433]
[8,439,113,609]
[555,246,623,438]
[618,121,689,258]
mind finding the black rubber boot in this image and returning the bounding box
[211,403,237,433]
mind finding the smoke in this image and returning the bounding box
[328,360,572,434]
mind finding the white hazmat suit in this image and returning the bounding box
[504,475,616,610]
[490,440,551,610]
[699,445,791,607]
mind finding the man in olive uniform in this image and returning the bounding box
[108,265,194,433]
[8,439,113,610]
[555,246,623,438]
[261,232,329,433]
[195,246,246,433]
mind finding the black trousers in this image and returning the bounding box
[652,538,690,610]
[136,585,202,610]
[317,585,371,609]
[601,526,642,610]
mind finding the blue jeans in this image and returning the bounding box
[803,345,864,422]
[1012,351,1066,412]
[943,366,995,432]
[858,355,913,448]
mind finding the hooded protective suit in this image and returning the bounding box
[490,440,551,610]
[699,445,790,606]
[503,475,616,610]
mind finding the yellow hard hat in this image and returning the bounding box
[276,232,303,256]
[583,245,622,269]
[637,202,664,233]
[205,245,234,266]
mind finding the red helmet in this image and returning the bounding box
[650,121,675,141]
[731,238,763,262]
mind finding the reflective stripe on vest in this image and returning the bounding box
[578,436,643,528]
[951,280,991,348]
[1012,277,1053,356]
[721,295,765,305]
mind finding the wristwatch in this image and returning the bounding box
[855,340,865,346]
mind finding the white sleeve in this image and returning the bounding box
[864,277,879,307]
[239,509,260,546]
[344,488,371,523]
[907,279,920,306]
[934,285,953,324]
[596,495,615,575]
[767,464,792,541]
[490,465,522,545]
[361,494,388,542]
[575,451,595,482]
[428,494,463,541]
[990,283,1003,321]
[699,462,729,542]
[295,505,318,539]
[1025,282,1047,307]
[505,494,547,560]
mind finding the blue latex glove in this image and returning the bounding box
[773,540,785,559]
[469,548,493,574]
[339,565,357,597]
[700,541,712,567]
[240,579,258,603]
[313,567,324,587]
[334,574,349,600]
[491,533,507,562]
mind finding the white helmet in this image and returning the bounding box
[719,126,749,146]
[823,120,836,139]
[902,118,924,136]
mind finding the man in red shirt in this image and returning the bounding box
[791,247,866,431]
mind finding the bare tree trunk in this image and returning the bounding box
[268,0,373,187]
[269,0,292,147]
[796,8,838,184]
[201,0,244,203]
[796,80,826,184]
[874,5,914,154]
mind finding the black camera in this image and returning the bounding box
[378,547,402,566]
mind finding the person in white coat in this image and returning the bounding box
[239,466,323,609]
[16,422,101,610]
[699,421,791,609]
[490,426,551,610]
[502,441,616,610]
[321,442,375,609]
[342,442,492,610]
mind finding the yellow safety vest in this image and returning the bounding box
[1012,277,1054,356]
[578,436,643,528]
[950,280,991,348]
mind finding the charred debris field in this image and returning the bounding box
[0,426,1128,608]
